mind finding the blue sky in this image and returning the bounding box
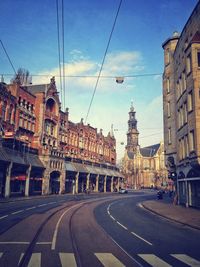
[0,0,198,160]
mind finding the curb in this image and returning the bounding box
[141,202,200,231]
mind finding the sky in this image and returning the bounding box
[0,0,198,161]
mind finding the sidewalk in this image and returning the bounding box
[142,196,200,231]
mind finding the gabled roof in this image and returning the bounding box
[191,31,200,44]
[26,84,49,94]
[140,143,160,157]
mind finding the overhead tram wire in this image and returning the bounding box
[0,39,17,75]
[1,72,163,79]
[84,0,123,124]
[61,0,66,109]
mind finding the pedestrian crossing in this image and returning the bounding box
[0,252,200,267]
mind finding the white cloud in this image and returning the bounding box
[31,50,163,162]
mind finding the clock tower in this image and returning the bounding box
[126,102,139,153]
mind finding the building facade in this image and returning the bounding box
[0,77,123,198]
[162,1,200,208]
[122,103,167,189]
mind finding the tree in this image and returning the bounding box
[11,68,32,85]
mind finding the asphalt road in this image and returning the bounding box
[0,191,199,267]
[94,193,200,267]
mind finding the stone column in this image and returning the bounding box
[5,162,13,198]
[75,172,79,194]
[25,165,31,197]
[111,176,114,192]
[42,169,50,195]
[116,178,120,192]
[104,175,107,192]
[86,173,90,190]
[95,174,99,192]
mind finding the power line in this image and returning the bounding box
[85,0,123,124]
[56,0,63,105]
[0,39,16,75]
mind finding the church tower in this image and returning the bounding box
[126,102,139,153]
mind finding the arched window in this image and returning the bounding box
[2,101,7,121]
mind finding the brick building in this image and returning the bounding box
[162,1,200,208]
[0,77,123,198]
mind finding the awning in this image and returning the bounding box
[0,147,44,168]
[65,162,77,172]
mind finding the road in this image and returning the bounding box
[0,191,199,267]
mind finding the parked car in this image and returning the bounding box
[119,188,128,194]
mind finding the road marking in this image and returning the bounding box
[12,210,24,215]
[37,204,47,207]
[116,221,128,230]
[48,201,56,205]
[27,253,41,267]
[0,241,30,244]
[59,253,77,267]
[95,253,126,267]
[36,242,52,245]
[138,254,172,267]
[110,215,115,221]
[131,232,153,246]
[26,206,36,210]
[171,254,200,266]
[0,215,8,220]
[51,203,82,250]
[18,253,24,265]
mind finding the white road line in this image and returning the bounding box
[48,201,56,205]
[0,241,30,244]
[131,232,153,246]
[171,254,200,266]
[37,204,47,207]
[138,254,172,267]
[116,221,128,230]
[0,215,8,220]
[18,253,24,265]
[26,206,36,210]
[27,253,41,267]
[110,215,115,221]
[51,203,82,250]
[59,253,77,267]
[12,210,24,215]
[95,253,126,267]
[36,242,52,245]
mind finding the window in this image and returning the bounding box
[167,102,171,117]
[168,128,171,144]
[186,54,192,74]
[2,101,7,121]
[188,91,193,112]
[197,51,200,67]
[182,72,186,91]
[184,102,188,123]
[185,135,189,157]
[166,78,170,94]
[165,49,170,65]
[189,130,195,151]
